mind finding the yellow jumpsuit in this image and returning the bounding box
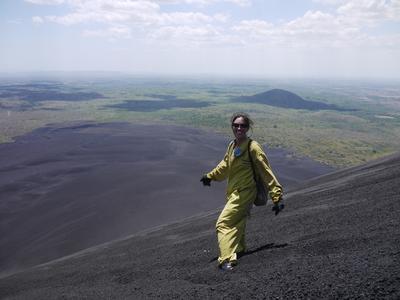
[206,138,283,265]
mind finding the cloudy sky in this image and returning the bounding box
[1,0,399,78]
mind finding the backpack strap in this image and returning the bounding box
[247,139,257,180]
[227,140,235,157]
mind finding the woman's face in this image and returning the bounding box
[232,116,249,141]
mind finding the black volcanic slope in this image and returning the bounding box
[105,99,211,112]
[0,122,332,275]
[233,88,346,111]
[1,152,399,298]
[0,83,105,111]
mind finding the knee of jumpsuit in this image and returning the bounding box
[216,188,256,264]
[216,188,255,230]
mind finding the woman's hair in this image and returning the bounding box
[231,112,253,129]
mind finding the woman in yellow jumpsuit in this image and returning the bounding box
[201,113,284,271]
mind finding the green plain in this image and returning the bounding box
[1,76,399,168]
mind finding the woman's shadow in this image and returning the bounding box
[209,242,288,262]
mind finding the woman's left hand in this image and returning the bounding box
[272,199,285,215]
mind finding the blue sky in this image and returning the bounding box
[1,0,399,78]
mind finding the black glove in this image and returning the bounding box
[200,175,211,186]
[272,199,285,216]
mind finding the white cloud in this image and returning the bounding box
[32,16,45,23]
[233,20,274,32]
[5,0,397,77]
[338,0,390,24]
[230,0,400,50]
[35,0,226,27]
[222,0,251,6]
[29,0,231,47]
[38,1,157,26]
[213,13,229,22]
[232,20,275,42]
[26,0,400,51]
[312,0,346,4]
[313,0,400,23]
[284,10,347,37]
[155,0,251,6]
[231,10,362,48]
[159,12,216,25]
[83,25,132,39]
[150,24,218,39]
[26,0,251,7]
[25,0,65,4]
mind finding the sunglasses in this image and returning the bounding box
[232,123,249,128]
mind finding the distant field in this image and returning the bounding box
[1,76,399,167]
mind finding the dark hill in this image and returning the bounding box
[1,151,399,299]
[233,88,347,111]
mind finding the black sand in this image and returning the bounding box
[0,122,332,275]
[0,146,399,298]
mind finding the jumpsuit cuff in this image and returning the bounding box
[272,197,281,204]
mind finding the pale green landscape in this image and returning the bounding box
[1,75,399,167]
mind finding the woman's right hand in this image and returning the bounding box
[200,175,211,186]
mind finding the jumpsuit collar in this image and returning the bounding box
[233,138,250,157]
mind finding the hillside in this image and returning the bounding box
[0,122,332,275]
[233,88,346,111]
[1,151,399,299]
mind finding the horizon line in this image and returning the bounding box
[1,71,399,82]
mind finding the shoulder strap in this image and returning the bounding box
[248,139,257,180]
[227,140,235,156]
